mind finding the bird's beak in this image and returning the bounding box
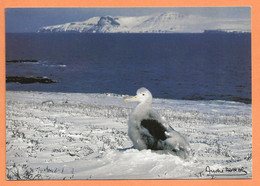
[124,95,138,103]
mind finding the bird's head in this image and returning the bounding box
[124,87,153,104]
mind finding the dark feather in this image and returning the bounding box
[140,119,167,141]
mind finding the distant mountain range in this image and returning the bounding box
[38,11,251,33]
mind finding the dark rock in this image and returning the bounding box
[97,16,120,27]
[6,59,38,63]
[6,76,56,84]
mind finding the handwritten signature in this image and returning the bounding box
[196,166,248,178]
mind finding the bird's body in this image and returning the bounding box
[125,87,191,159]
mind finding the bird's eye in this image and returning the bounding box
[142,93,145,96]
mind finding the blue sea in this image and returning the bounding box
[6,33,251,103]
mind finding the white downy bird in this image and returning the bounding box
[124,87,191,159]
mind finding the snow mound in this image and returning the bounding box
[73,149,196,179]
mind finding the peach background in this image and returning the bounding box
[0,0,259,186]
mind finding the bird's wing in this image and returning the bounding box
[146,108,171,130]
[140,119,167,141]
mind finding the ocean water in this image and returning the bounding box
[6,33,251,103]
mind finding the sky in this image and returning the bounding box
[5,7,251,33]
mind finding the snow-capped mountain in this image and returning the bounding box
[38,11,251,33]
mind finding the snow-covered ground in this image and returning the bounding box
[6,91,252,180]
